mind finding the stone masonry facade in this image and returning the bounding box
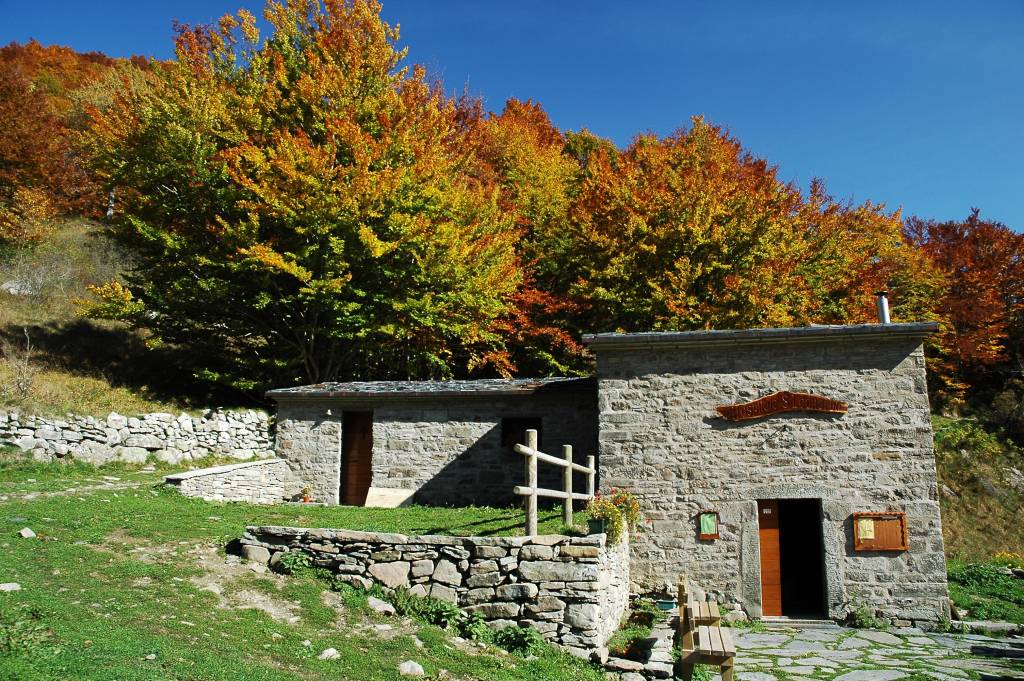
[164,459,295,504]
[588,325,949,623]
[0,409,273,465]
[240,525,629,658]
[273,382,597,507]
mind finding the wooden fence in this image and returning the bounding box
[512,429,595,536]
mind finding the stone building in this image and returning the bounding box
[269,321,949,623]
[268,378,598,507]
[585,323,948,623]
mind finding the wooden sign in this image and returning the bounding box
[852,512,908,552]
[715,391,848,421]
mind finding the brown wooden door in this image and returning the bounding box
[758,499,783,617]
[341,412,373,506]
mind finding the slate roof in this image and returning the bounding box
[266,377,594,401]
[582,322,938,348]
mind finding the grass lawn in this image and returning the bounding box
[948,558,1024,624]
[0,455,601,680]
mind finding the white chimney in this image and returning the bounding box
[875,290,891,324]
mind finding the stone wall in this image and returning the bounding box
[274,390,598,506]
[593,328,949,624]
[241,525,630,658]
[164,459,296,504]
[0,409,273,465]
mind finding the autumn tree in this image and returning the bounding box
[468,99,586,375]
[0,41,129,236]
[906,210,1024,407]
[555,117,942,333]
[83,0,521,391]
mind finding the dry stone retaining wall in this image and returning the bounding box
[0,409,273,465]
[164,459,295,504]
[241,525,629,658]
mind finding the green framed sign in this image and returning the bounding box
[698,511,720,540]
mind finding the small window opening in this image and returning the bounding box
[501,417,543,450]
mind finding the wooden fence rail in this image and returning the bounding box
[512,429,595,535]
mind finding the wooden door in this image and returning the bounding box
[341,412,373,506]
[758,499,783,617]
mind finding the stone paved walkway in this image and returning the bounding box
[729,624,1024,680]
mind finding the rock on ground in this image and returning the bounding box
[367,596,397,616]
[399,660,425,676]
[318,648,340,660]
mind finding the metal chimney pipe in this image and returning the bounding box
[875,290,891,324]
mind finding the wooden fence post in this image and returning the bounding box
[525,429,538,536]
[562,445,573,526]
[586,455,596,497]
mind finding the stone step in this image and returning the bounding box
[761,616,839,629]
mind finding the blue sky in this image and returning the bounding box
[2,0,1021,227]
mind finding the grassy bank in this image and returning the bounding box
[0,455,599,680]
[934,416,1024,560]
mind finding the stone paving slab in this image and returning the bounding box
[720,623,1024,680]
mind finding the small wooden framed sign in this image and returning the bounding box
[697,510,720,541]
[853,512,908,552]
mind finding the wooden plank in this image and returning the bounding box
[719,627,737,656]
[708,626,724,655]
[525,430,538,536]
[721,657,735,681]
[708,598,720,623]
[562,445,573,526]
[513,443,595,474]
[758,499,783,617]
[697,626,712,655]
[513,486,592,502]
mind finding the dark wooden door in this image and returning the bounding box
[758,499,783,617]
[341,412,373,506]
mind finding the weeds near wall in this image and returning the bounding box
[0,328,39,404]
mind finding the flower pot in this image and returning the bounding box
[656,599,675,612]
[302,495,311,503]
[587,518,607,535]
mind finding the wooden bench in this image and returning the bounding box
[675,578,737,681]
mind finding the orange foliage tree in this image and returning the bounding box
[906,210,1024,404]
[0,40,139,243]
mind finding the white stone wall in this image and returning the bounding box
[164,459,295,503]
[596,334,949,624]
[274,393,598,506]
[241,525,629,659]
[0,409,273,465]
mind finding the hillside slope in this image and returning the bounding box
[0,219,246,416]
[935,416,1024,559]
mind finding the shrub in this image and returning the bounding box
[275,550,312,575]
[491,625,545,656]
[458,611,491,642]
